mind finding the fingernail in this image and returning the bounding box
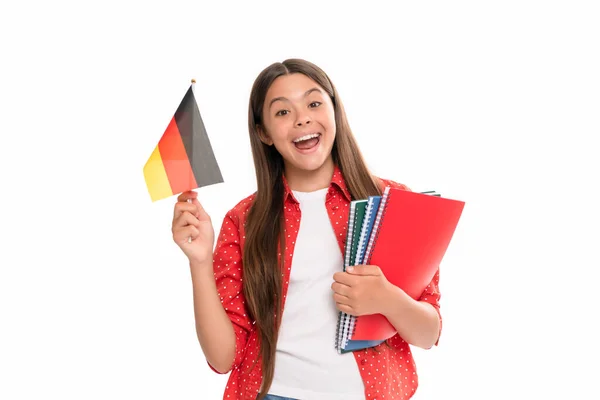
[347,266,354,272]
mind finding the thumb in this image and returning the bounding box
[347,265,380,275]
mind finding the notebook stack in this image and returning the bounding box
[334,187,465,353]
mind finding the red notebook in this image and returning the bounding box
[350,187,465,341]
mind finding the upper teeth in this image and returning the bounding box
[293,133,319,143]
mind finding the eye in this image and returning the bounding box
[309,101,322,108]
[275,109,289,116]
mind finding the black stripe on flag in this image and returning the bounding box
[174,86,224,188]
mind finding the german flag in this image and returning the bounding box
[144,82,223,201]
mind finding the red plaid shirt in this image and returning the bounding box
[208,166,442,400]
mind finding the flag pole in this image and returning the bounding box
[188,78,196,244]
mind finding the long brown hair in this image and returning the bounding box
[244,58,382,399]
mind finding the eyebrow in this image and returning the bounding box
[269,87,323,109]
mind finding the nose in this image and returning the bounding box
[295,113,311,127]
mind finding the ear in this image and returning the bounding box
[256,125,273,146]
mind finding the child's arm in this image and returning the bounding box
[174,193,251,373]
[382,289,441,349]
[193,207,253,375]
[189,259,236,373]
[382,270,442,349]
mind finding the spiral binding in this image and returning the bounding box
[343,204,357,269]
[336,200,360,352]
[363,186,391,265]
[347,187,392,343]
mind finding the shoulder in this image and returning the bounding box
[377,177,412,192]
[223,192,256,226]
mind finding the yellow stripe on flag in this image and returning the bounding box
[143,146,173,202]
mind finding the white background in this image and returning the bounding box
[1,1,599,399]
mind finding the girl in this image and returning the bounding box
[171,59,442,400]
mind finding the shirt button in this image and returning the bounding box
[331,205,339,211]
[361,358,367,365]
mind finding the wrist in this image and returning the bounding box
[381,282,411,318]
[189,259,214,276]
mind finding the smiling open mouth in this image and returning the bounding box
[293,133,321,150]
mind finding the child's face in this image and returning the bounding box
[260,73,336,175]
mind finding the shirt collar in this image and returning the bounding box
[283,164,352,204]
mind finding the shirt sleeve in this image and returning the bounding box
[206,209,253,374]
[380,178,411,192]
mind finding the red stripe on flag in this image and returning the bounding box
[158,117,198,194]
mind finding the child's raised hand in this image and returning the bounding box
[172,190,215,265]
[331,265,394,317]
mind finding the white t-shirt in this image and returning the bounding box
[268,188,364,400]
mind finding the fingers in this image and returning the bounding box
[333,271,354,286]
[331,282,351,298]
[171,191,214,248]
[173,224,200,245]
[347,265,381,276]
[174,191,211,222]
[173,210,201,231]
[177,190,197,202]
[332,282,353,314]
[172,211,201,246]
[173,202,199,221]
[335,302,355,316]
[333,292,350,304]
